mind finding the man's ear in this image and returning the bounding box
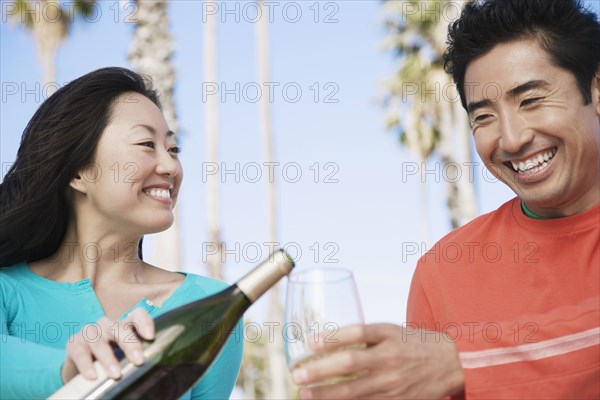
[69,173,87,194]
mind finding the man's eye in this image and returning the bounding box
[521,97,542,107]
[473,114,492,123]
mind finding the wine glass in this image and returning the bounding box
[284,268,365,386]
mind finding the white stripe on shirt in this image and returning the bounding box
[460,327,600,369]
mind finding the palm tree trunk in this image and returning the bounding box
[432,25,477,229]
[383,0,479,233]
[129,0,181,271]
[418,168,431,248]
[452,99,477,225]
[433,71,461,229]
[32,0,66,93]
[256,0,289,397]
[203,1,224,280]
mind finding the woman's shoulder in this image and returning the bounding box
[0,262,28,286]
[155,271,230,310]
[0,262,27,274]
[0,263,28,306]
[145,263,228,294]
[179,272,229,297]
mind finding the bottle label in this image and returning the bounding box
[49,324,185,399]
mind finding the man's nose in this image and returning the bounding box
[498,113,533,154]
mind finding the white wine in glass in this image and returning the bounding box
[284,268,366,386]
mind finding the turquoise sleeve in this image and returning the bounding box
[0,308,65,399]
[189,320,244,400]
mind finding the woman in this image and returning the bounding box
[0,67,243,399]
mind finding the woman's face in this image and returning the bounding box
[74,92,183,236]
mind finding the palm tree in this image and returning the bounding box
[255,0,290,397]
[128,0,182,271]
[236,2,290,397]
[202,0,225,281]
[382,0,477,236]
[7,0,96,92]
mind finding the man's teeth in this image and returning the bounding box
[511,149,556,174]
[145,189,171,198]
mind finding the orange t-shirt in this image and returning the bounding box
[408,198,600,399]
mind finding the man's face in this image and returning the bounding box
[465,39,600,217]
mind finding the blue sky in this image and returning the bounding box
[1,0,598,325]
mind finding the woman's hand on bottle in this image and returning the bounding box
[61,308,156,383]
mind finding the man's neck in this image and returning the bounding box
[521,201,552,220]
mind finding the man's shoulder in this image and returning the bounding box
[413,198,519,271]
[439,197,518,243]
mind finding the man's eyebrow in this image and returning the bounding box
[506,80,551,98]
[466,99,493,116]
[131,124,175,137]
[466,80,551,116]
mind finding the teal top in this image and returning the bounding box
[0,262,243,400]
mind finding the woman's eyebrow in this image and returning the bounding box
[131,124,175,137]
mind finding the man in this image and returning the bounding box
[292,0,600,398]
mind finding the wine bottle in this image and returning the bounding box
[50,249,295,400]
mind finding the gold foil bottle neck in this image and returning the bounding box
[236,249,295,302]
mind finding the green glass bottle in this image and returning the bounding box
[50,250,294,399]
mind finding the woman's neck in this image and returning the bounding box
[36,218,146,284]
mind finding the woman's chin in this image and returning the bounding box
[143,220,175,235]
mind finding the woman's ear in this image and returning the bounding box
[70,163,101,194]
[69,173,87,194]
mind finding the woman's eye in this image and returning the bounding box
[140,141,155,149]
[169,146,182,154]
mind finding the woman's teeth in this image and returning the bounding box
[144,189,171,198]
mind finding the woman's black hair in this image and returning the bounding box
[0,67,160,267]
[444,0,600,109]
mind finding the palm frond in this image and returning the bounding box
[9,0,35,28]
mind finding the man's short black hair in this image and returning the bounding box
[444,0,600,109]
